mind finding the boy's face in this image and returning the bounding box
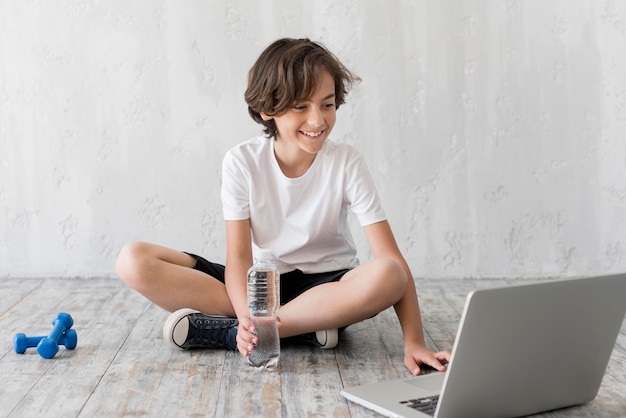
[261,70,336,157]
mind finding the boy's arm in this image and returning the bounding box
[224,219,256,356]
[363,220,451,375]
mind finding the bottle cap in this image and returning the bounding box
[256,248,272,261]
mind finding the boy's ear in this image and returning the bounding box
[260,112,273,121]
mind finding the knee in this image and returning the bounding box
[372,257,407,302]
[115,241,152,289]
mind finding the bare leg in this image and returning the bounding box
[117,244,406,337]
[115,241,235,316]
[276,257,407,338]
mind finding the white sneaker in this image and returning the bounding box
[315,329,339,349]
[296,328,339,349]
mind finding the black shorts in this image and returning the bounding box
[185,252,351,305]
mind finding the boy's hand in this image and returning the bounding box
[404,343,451,376]
[236,316,257,357]
[236,315,282,357]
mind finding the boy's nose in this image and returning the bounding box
[306,108,324,127]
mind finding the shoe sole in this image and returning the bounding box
[317,328,339,349]
[163,308,199,348]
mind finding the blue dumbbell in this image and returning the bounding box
[14,328,78,355]
[13,312,76,359]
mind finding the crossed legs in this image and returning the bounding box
[115,241,407,338]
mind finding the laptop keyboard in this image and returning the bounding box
[400,394,440,416]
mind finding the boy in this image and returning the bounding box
[116,38,450,375]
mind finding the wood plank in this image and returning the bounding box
[336,319,401,417]
[1,277,624,417]
[279,339,350,417]
[146,345,228,416]
[0,277,120,416]
[213,349,282,417]
[79,301,232,417]
[0,277,43,316]
[370,307,417,377]
[1,278,150,416]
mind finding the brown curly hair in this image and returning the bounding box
[244,38,359,138]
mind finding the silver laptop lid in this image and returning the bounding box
[435,273,626,418]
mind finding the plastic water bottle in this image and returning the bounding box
[247,248,280,370]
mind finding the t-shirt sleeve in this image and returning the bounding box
[221,149,251,221]
[344,148,387,226]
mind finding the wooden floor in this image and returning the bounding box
[1,277,624,417]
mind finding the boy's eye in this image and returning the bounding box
[291,103,335,111]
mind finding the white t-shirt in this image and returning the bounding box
[221,136,386,274]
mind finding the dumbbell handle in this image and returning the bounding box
[14,329,78,354]
[48,312,74,342]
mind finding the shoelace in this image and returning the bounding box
[188,314,237,349]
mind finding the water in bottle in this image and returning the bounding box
[247,248,280,370]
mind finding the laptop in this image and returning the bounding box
[341,273,626,418]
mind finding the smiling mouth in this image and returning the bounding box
[300,130,324,138]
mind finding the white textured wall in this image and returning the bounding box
[1,1,625,279]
